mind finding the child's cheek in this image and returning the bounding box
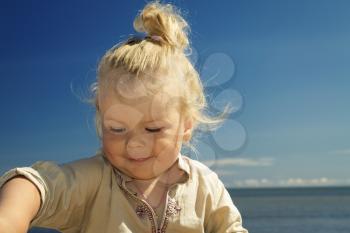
[102,134,125,155]
[154,136,178,153]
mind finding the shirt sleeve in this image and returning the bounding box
[205,177,249,233]
[0,156,104,232]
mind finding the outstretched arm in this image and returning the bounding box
[0,176,41,233]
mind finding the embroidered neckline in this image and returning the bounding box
[106,152,188,233]
[118,181,181,233]
[134,195,181,233]
[135,196,181,219]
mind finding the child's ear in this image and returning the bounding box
[183,116,193,142]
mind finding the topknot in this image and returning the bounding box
[133,1,190,51]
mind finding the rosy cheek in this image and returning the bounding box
[102,135,123,152]
[103,145,124,167]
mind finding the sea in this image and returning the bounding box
[28,186,350,233]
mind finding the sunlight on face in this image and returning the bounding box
[98,72,192,180]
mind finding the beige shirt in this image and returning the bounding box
[0,151,248,233]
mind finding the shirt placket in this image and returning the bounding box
[117,173,181,233]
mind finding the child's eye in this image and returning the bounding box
[109,128,162,134]
[110,128,126,133]
[146,128,162,133]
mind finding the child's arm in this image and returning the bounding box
[0,154,103,231]
[205,177,249,233]
[0,176,41,233]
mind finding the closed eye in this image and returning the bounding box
[146,128,162,133]
[110,128,126,133]
[109,128,162,133]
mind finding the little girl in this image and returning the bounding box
[0,1,248,233]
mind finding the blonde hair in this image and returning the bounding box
[88,0,233,155]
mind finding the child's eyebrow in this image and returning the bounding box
[142,119,170,125]
[104,118,169,125]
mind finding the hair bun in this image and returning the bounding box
[133,1,190,51]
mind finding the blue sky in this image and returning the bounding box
[1,0,349,188]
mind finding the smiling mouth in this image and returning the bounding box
[128,157,152,162]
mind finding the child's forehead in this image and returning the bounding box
[100,90,181,121]
[98,68,185,122]
[99,71,184,107]
[99,67,184,97]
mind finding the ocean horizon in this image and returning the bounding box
[29,186,350,233]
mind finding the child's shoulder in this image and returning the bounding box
[61,151,107,169]
[29,151,108,179]
[182,155,213,173]
[181,155,222,188]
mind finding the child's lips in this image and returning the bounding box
[128,156,153,162]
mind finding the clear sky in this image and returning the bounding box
[1,0,349,188]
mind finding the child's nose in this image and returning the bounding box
[126,133,153,157]
[127,136,145,148]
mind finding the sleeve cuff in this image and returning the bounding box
[0,167,48,219]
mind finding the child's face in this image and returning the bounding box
[98,80,192,180]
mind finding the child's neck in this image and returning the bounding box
[129,162,185,197]
[132,168,171,193]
